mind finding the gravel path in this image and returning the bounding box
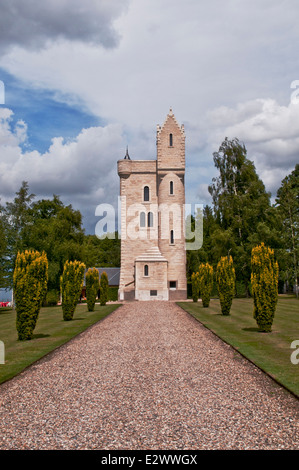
[0,301,298,450]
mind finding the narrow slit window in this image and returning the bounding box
[144,265,149,276]
[170,230,174,244]
[144,186,149,202]
[169,133,173,146]
[170,181,174,195]
[148,211,154,227]
[140,212,146,227]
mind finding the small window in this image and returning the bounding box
[144,186,149,202]
[170,181,174,195]
[169,133,173,146]
[144,265,149,276]
[169,281,177,289]
[150,290,157,296]
[140,212,146,227]
[170,230,174,244]
[148,211,154,227]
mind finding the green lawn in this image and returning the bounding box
[178,296,299,398]
[0,302,121,384]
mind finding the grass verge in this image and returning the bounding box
[178,296,299,398]
[0,302,121,384]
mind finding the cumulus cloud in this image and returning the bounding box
[205,98,299,196]
[0,0,129,52]
[0,108,125,232]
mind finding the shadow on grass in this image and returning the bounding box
[242,327,271,333]
[31,333,51,339]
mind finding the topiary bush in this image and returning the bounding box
[216,255,236,315]
[198,262,214,307]
[61,260,86,321]
[191,271,200,302]
[99,271,109,306]
[86,267,100,312]
[251,243,279,332]
[13,250,48,340]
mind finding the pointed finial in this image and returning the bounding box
[169,107,173,115]
[124,146,131,160]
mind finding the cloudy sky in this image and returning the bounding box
[0,0,298,234]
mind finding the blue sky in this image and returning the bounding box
[0,0,299,234]
[1,68,102,154]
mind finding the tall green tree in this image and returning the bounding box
[274,164,299,297]
[22,195,85,292]
[1,182,35,287]
[208,137,274,288]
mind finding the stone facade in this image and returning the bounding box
[118,109,187,301]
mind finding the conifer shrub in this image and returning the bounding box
[198,263,214,307]
[251,243,279,332]
[216,255,236,315]
[191,271,200,302]
[86,267,100,312]
[61,260,86,321]
[99,271,109,306]
[13,250,48,340]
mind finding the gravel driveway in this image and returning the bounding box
[0,301,298,450]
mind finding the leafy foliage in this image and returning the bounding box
[99,271,109,306]
[86,267,100,312]
[61,260,86,321]
[198,262,214,307]
[251,243,279,332]
[13,250,48,340]
[191,271,200,302]
[216,255,236,315]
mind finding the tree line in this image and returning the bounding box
[0,137,298,299]
[0,185,120,300]
[187,138,298,298]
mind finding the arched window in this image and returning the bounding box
[144,186,149,202]
[144,265,149,276]
[140,211,146,227]
[169,133,173,146]
[170,181,174,195]
[170,230,174,244]
[148,211,153,227]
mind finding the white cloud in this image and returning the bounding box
[0,109,125,232]
[1,0,299,225]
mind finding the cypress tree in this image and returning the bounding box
[86,267,99,312]
[251,243,279,332]
[61,260,86,321]
[216,255,236,315]
[198,263,214,307]
[99,271,109,306]
[13,250,48,340]
[191,271,200,302]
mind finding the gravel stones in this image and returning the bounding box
[0,301,298,450]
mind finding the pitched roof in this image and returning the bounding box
[84,267,120,286]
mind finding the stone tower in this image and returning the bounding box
[117,109,187,301]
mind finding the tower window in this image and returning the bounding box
[140,211,146,227]
[169,281,177,289]
[169,133,173,147]
[144,186,149,202]
[148,211,154,227]
[170,230,174,244]
[144,264,149,276]
[170,181,174,195]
